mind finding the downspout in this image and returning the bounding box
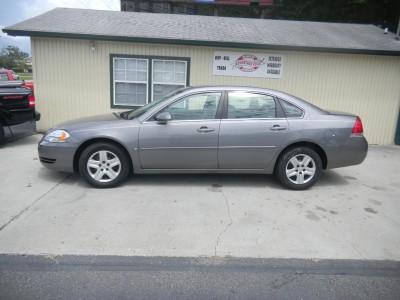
[395,16,400,144]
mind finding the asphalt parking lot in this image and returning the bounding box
[0,134,399,260]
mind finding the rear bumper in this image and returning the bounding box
[1,109,40,125]
[38,139,77,173]
[326,135,368,169]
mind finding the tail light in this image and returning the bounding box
[28,93,35,108]
[352,116,364,135]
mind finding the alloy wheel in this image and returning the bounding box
[86,150,121,183]
[285,154,316,185]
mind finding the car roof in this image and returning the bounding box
[181,85,324,113]
[185,85,275,92]
[184,85,297,99]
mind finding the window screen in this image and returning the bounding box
[227,92,276,119]
[113,58,148,106]
[112,56,189,107]
[152,60,187,102]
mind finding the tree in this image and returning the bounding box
[0,45,29,71]
[271,0,400,32]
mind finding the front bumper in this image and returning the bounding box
[38,139,77,173]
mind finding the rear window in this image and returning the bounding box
[280,100,304,118]
[0,73,8,81]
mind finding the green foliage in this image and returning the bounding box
[271,0,399,32]
[0,45,29,72]
[16,72,33,80]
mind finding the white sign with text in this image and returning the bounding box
[212,51,283,79]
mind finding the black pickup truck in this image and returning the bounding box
[0,81,40,144]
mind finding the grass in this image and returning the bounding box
[16,72,33,80]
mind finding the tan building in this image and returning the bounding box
[3,8,400,144]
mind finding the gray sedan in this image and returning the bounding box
[38,86,367,190]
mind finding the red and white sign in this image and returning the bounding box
[212,51,283,79]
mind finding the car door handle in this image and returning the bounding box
[270,124,287,131]
[197,126,215,133]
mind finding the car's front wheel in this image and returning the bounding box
[78,142,130,188]
[276,147,322,190]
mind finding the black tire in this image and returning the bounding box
[276,147,322,190]
[0,124,4,145]
[78,142,130,188]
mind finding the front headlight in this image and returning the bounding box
[44,129,70,143]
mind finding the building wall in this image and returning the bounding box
[32,37,400,144]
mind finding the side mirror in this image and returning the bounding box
[155,111,172,124]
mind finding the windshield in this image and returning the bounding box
[123,87,189,120]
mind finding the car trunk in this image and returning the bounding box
[324,110,356,118]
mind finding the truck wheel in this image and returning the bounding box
[0,125,4,145]
[78,142,130,188]
[276,147,322,190]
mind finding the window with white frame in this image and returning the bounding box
[113,57,148,106]
[112,56,189,107]
[152,60,187,102]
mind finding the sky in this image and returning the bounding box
[0,0,120,55]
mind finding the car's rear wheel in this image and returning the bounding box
[78,142,130,188]
[276,147,322,190]
[0,124,4,145]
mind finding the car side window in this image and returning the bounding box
[280,100,304,118]
[0,73,8,81]
[227,92,276,119]
[161,92,221,120]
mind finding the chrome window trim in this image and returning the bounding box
[142,119,221,125]
[221,117,287,121]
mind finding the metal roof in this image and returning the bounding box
[3,7,400,55]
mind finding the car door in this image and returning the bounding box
[218,91,288,169]
[138,92,222,169]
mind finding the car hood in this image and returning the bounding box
[56,113,126,131]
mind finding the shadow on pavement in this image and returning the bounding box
[2,121,39,147]
[127,173,280,188]
[54,170,350,190]
[2,134,40,148]
[318,170,350,186]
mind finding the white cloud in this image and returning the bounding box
[20,0,120,19]
[2,0,120,54]
[0,25,31,54]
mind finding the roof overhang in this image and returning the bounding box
[4,29,400,57]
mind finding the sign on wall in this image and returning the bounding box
[212,51,284,79]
